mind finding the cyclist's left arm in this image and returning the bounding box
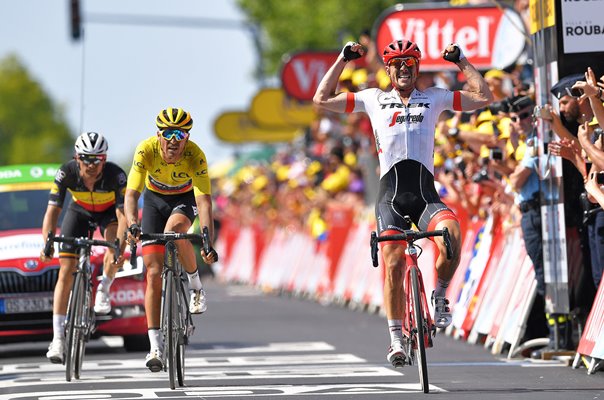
[453,59,494,112]
[190,145,216,260]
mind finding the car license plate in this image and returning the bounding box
[0,296,53,314]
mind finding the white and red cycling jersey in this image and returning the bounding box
[345,87,462,178]
[345,86,462,233]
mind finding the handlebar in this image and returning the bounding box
[127,228,214,269]
[370,228,453,268]
[44,232,121,263]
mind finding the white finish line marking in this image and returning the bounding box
[1,353,364,376]
[188,341,335,354]
[3,383,447,399]
[2,365,402,388]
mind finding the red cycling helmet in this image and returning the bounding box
[382,39,422,65]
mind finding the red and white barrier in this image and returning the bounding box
[575,280,604,373]
[215,204,604,372]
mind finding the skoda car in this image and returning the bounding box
[0,164,148,351]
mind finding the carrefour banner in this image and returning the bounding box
[561,0,604,54]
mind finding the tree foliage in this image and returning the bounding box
[0,54,73,165]
[237,0,399,75]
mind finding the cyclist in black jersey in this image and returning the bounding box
[314,39,493,367]
[40,132,127,364]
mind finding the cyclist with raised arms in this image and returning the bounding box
[313,40,493,367]
[124,107,218,372]
[40,132,128,364]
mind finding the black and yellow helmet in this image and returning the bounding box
[156,107,193,131]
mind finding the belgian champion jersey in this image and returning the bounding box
[48,160,127,212]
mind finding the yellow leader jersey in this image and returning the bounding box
[127,136,211,196]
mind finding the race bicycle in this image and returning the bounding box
[130,227,212,390]
[43,226,120,382]
[370,217,452,394]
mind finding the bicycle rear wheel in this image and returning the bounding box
[65,273,84,382]
[410,267,429,393]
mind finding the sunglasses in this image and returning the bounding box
[161,129,188,141]
[77,154,106,165]
[565,86,583,98]
[388,58,418,69]
[511,111,532,122]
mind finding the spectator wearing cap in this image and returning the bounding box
[508,95,550,349]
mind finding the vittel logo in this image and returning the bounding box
[384,16,493,60]
[375,6,525,70]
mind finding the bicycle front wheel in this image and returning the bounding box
[65,272,84,382]
[176,279,189,386]
[164,268,178,390]
[411,267,429,393]
[74,282,93,379]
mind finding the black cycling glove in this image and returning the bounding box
[341,41,363,62]
[442,43,465,64]
[128,223,141,238]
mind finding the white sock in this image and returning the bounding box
[148,329,162,351]
[53,314,66,341]
[388,319,403,344]
[100,275,114,293]
[434,278,450,298]
[187,270,202,290]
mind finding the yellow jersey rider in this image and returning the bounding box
[124,107,218,372]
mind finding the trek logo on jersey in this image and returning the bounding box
[379,102,430,110]
[388,111,425,127]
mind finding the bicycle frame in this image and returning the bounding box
[160,239,195,389]
[131,228,210,390]
[43,231,119,382]
[404,244,435,349]
[64,244,95,382]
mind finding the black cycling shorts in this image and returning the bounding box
[141,189,197,247]
[59,203,118,257]
[375,159,452,233]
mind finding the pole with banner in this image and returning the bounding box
[530,0,570,320]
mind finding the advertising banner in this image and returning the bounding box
[373,4,527,70]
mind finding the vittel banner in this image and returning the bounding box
[561,0,604,54]
[374,4,527,70]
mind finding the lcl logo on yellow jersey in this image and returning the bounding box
[172,171,190,179]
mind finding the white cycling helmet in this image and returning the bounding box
[74,132,108,155]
